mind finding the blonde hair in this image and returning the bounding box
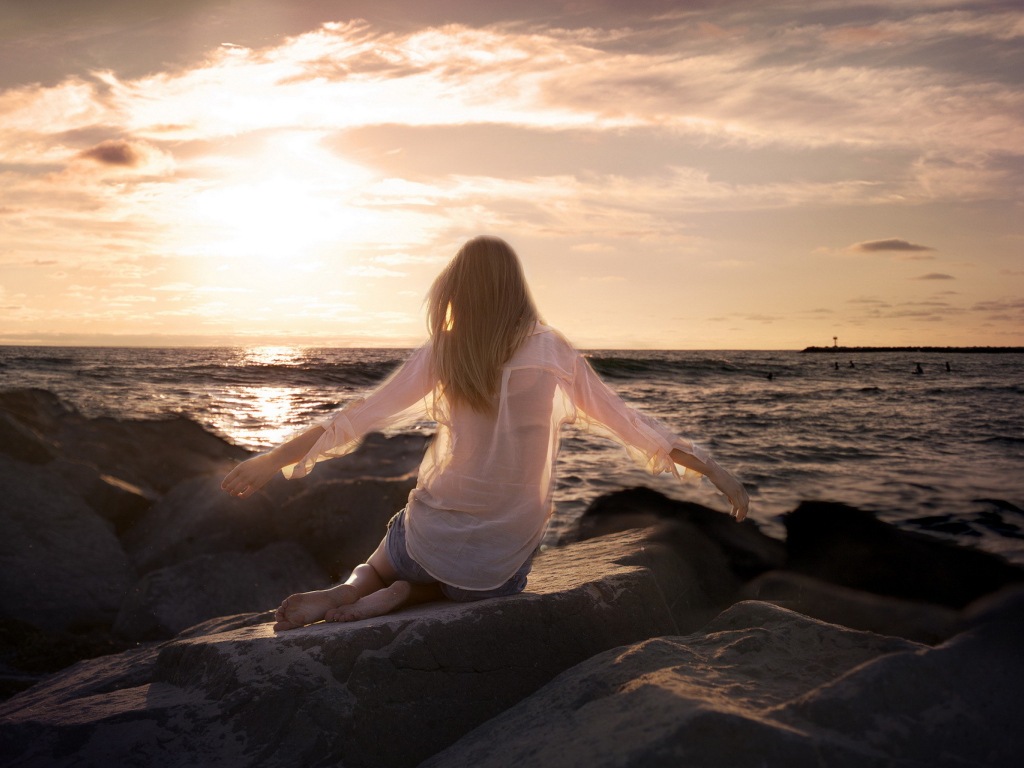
[427,236,540,413]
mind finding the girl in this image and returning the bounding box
[222,236,749,631]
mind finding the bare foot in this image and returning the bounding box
[325,581,412,623]
[273,584,360,631]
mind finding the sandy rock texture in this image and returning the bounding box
[425,595,1024,768]
[0,530,697,768]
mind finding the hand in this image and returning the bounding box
[221,453,279,499]
[705,462,750,521]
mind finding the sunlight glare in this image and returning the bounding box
[187,132,380,265]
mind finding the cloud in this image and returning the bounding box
[910,273,955,280]
[78,140,144,167]
[849,238,936,253]
[347,266,407,277]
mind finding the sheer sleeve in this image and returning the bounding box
[282,343,435,479]
[570,353,709,483]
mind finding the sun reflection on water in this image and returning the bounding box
[211,346,314,449]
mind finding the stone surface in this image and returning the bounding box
[262,431,430,506]
[0,456,136,632]
[742,569,959,644]
[0,530,704,768]
[424,599,1024,768]
[48,458,153,534]
[121,475,278,574]
[575,486,786,580]
[113,542,331,641]
[0,388,249,496]
[0,412,55,465]
[276,475,418,578]
[785,500,1024,608]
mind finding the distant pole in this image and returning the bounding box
[833,336,838,348]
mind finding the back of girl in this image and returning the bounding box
[222,235,749,630]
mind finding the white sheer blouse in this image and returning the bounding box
[284,324,709,590]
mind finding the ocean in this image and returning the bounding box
[2,345,1023,563]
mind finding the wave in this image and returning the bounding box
[587,356,739,378]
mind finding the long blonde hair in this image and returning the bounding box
[427,236,540,413]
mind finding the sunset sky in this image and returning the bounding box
[1,0,1021,349]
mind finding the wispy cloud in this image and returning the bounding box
[849,238,936,253]
[910,273,955,280]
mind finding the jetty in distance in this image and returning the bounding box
[802,345,1024,353]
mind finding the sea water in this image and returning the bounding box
[2,345,1022,562]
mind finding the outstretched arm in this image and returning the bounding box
[571,352,750,521]
[669,448,750,521]
[221,426,326,499]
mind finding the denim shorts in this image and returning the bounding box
[383,508,533,603]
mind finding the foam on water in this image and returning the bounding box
[3,345,1022,561]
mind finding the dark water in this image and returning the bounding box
[3,345,1023,562]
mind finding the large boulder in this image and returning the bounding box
[785,501,1024,608]
[0,412,55,465]
[0,388,249,496]
[48,458,153,534]
[276,475,417,578]
[261,432,430,506]
[121,475,277,574]
[423,599,1024,768]
[574,487,786,580]
[0,529,709,768]
[113,542,331,641]
[743,569,959,644]
[0,456,136,632]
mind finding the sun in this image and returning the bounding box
[185,131,379,265]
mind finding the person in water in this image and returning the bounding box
[222,236,750,631]
[914,363,924,375]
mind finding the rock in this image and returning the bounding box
[0,616,132,701]
[0,456,136,632]
[0,388,73,436]
[784,500,1024,608]
[277,475,418,578]
[0,529,709,768]
[0,412,55,465]
[261,431,430,506]
[0,388,250,496]
[121,475,278,574]
[742,569,959,644]
[576,487,786,579]
[48,458,153,534]
[424,599,1024,768]
[113,542,331,641]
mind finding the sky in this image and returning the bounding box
[0,0,1022,349]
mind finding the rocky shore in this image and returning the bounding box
[2,387,1023,766]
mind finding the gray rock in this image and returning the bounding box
[276,475,417,577]
[785,500,1024,608]
[48,458,153,533]
[113,542,331,641]
[0,412,55,465]
[576,487,786,580]
[121,475,277,574]
[0,529,701,768]
[261,431,430,506]
[743,569,960,644]
[425,599,1023,768]
[0,456,136,632]
[0,388,250,496]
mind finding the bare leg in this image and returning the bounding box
[273,538,400,631]
[325,581,444,623]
